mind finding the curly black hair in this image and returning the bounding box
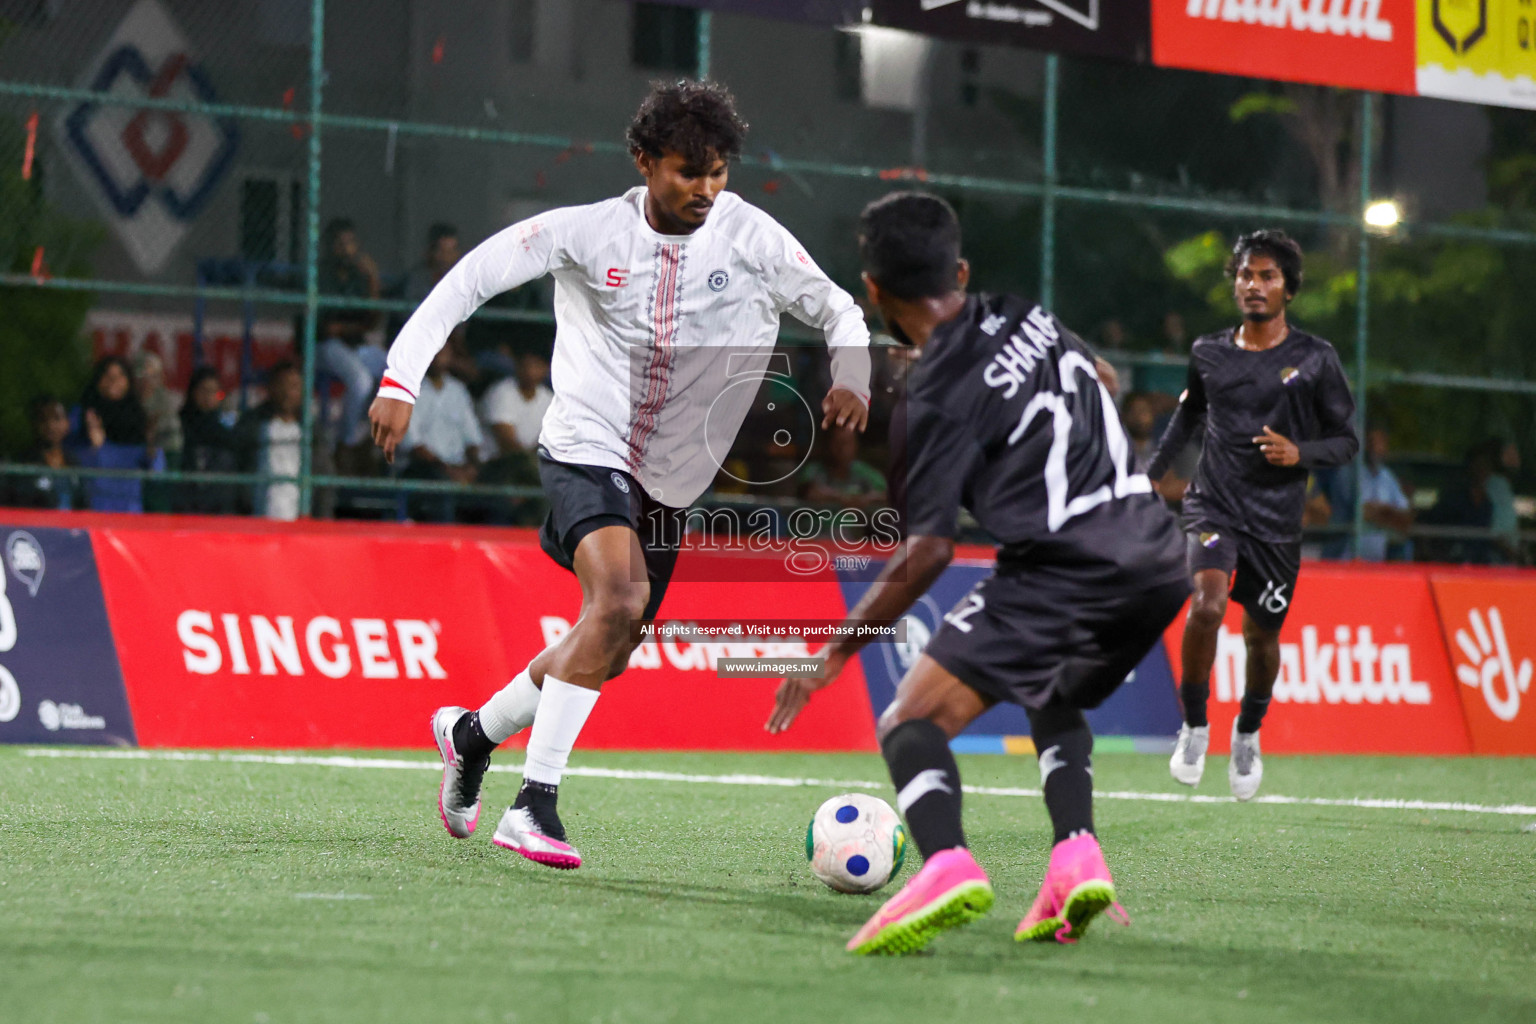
[626,79,748,168]
[1226,229,1304,297]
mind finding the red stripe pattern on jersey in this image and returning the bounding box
[626,242,683,474]
[379,375,417,398]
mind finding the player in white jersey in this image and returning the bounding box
[369,81,872,869]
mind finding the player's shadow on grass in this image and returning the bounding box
[512,871,877,929]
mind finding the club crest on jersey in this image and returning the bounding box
[707,269,729,292]
[1280,366,1301,385]
[1200,531,1221,549]
[610,472,630,494]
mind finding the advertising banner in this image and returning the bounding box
[1150,0,1418,94]
[871,1,1152,62]
[88,520,876,751]
[1415,0,1536,109]
[844,557,1183,747]
[1429,573,1536,755]
[1163,563,1471,755]
[0,526,136,746]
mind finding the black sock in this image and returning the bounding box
[1180,679,1211,728]
[1026,701,1094,844]
[514,779,559,807]
[1236,694,1271,735]
[452,711,495,762]
[881,719,966,860]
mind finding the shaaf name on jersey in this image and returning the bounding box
[981,306,1062,399]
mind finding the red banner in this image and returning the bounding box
[88,517,877,751]
[1430,573,1536,756]
[1163,563,1471,755]
[1151,0,1417,94]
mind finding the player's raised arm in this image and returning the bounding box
[1294,347,1359,468]
[762,224,873,431]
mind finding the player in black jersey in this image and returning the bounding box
[1148,230,1357,800]
[767,193,1188,956]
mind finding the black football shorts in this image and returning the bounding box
[536,450,687,622]
[922,569,1191,711]
[1184,521,1301,632]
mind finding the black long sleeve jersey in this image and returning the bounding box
[896,293,1184,585]
[1147,326,1359,543]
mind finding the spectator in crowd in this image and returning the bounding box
[132,350,182,461]
[396,224,480,388]
[235,361,306,521]
[1484,437,1522,563]
[71,355,164,513]
[3,396,78,509]
[480,351,552,461]
[1120,391,1159,474]
[1421,443,1497,564]
[401,348,484,521]
[1317,426,1414,561]
[799,425,885,511]
[177,367,240,514]
[316,217,384,457]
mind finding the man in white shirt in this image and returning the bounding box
[480,351,553,458]
[369,80,872,870]
[401,348,484,521]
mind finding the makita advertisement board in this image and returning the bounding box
[0,511,1529,755]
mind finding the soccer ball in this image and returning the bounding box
[805,793,907,894]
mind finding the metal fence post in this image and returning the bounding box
[697,10,712,80]
[1353,91,1373,557]
[1040,53,1059,311]
[299,0,325,517]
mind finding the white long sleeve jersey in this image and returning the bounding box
[379,187,872,508]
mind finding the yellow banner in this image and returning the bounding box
[1416,0,1536,107]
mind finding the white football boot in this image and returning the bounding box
[431,706,488,838]
[1228,721,1263,801]
[492,802,582,870]
[1169,724,1209,787]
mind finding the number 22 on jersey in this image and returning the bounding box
[1008,351,1151,532]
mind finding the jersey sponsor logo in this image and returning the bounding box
[1450,606,1531,723]
[982,306,1061,399]
[1212,623,1432,706]
[605,268,630,288]
[979,313,1009,336]
[1280,366,1301,385]
[707,269,730,292]
[610,471,631,494]
[176,611,447,680]
[1200,531,1222,549]
[795,251,810,265]
[1180,0,1395,40]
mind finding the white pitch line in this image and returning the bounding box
[21,748,1536,818]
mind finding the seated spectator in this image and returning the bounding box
[401,348,484,522]
[395,224,479,389]
[4,396,79,509]
[177,367,240,514]
[1318,426,1413,561]
[799,426,885,511]
[234,361,305,521]
[480,352,552,460]
[70,356,164,513]
[134,350,182,513]
[1120,391,1158,474]
[315,217,384,456]
[1483,437,1522,563]
[1421,444,1497,564]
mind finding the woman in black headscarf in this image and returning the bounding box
[176,366,240,513]
[72,355,159,512]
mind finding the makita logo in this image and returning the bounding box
[1213,624,1430,705]
[1184,0,1394,40]
[178,612,446,679]
[540,616,809,671]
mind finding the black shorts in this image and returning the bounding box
[922,570,1190,712]
[1185,522,1300,632]
[536,452,687,622]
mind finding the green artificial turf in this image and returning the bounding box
[1,747,1532,1024]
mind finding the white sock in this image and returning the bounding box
[522,676,599,787]
[477,669,541,744]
